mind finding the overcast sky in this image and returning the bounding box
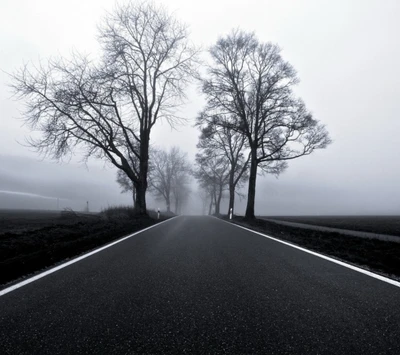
[1,0,400,215]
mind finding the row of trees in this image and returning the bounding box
[11,1,331,219]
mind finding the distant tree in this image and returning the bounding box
[172,170,191,214]
[197,187,210,215]
[197,115,250,216]
[149,147,191,213]
[10,1,199,215]
[201,29,331,219]
[194,151,230,215]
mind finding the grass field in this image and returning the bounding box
[0,209,99,234]
[0,208,167,286]
[263,215,400,236]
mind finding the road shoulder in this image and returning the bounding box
[220,216,400,283]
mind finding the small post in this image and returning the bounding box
[229,208,233,220]
[157,208,160,220]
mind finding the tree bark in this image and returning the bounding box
[208,195,213,215]
[228,173,235,216]
[166,196,171,213]
[134,133,149,215]
[132,188,136,209]
[245,151,258,220]
[215,185,223,215]
[213,190,218,215]
[135,182,147,215]
[228,186,235,216]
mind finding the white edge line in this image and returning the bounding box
[0,216,180,297]
[216,217,400,288]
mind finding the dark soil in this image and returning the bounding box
[263,215,400,236]
[229,217,400,281]
[0,210,165,286]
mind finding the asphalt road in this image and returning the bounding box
[1,216,399,354]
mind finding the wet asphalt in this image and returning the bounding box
[0,216,399,354]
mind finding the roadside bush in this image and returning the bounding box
[100,205,136,221]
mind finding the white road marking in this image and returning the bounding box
[0,216,179,297]
[218,218,400,288]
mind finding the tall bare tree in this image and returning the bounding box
[200,29,331,219]
[10,1,198,215]
[149,146,191,213]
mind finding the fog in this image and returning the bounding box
[1,0,400,215]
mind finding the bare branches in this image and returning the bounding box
[99,1,200,128]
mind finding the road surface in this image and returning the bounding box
[1,216,399,354]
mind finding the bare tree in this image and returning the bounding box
[149,146,191,213]
[197,115,250,216]
[200,29,331,219]
[194,151,230,215]
[10,1,198,215]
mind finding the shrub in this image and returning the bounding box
[100,205,136,221]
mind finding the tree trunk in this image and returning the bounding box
[228,173,235,216]
[135,132,149,215]
[228,186,235,216]
[245,151,258,220]
[166,195,171,213]
[208,194,213,215]
[215,185,222,215]
[132,187,136,209]
[175,196,179,214]
[213,190,218,215]
[135,182,147,215]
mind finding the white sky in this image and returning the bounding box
[1,0,400,214]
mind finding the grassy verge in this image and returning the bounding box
[262,215,400,236]
[0,207,171,286]
[226,216,400,281]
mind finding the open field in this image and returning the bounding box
[0,208,167,285]
[229,217,400,281]
[263,215,400,236]
[0,209,100,234]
